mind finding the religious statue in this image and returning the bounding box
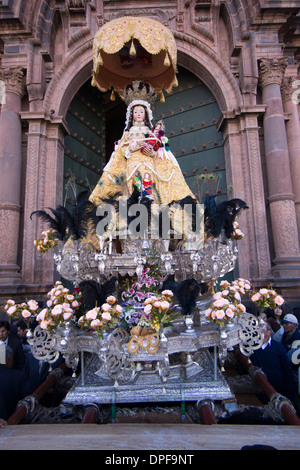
[89,81,196,207]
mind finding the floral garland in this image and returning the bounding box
[205,278,251,328]
[78,296,123,339]
[251,288,284,314]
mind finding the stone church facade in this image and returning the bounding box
[0,0,300,305]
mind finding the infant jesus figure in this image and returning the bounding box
[141,120,168,157]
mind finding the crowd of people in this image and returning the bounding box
[0,316,63,423]
[227,306,300,415]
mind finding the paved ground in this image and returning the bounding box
[0,422,299,450]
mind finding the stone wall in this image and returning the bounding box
[0,0,299,302]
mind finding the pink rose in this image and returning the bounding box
[21,309,31,319]
[86,309,98,320]
[251,293,261,302]
[161,290,173,297]
[144,304,152,315]
[6,305,17,316]
[115,305,123,314]
[101,303,111,312]
[90,319,102,328]
[40,320,51,330]
[51,305,63,316]
[275,295,284,306]
[215,309,225,320]
[27,300,39,311]
[225,308,235,318]
[102,311,112,321]
[160,301,170,310]
[63,312,73,321]
[205,308,212,318]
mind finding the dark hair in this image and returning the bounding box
[0,320,10,331]
[16,320,27,330]
[264,307,275,318]
[125,104,152,131]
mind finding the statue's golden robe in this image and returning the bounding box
[89,126,195,206]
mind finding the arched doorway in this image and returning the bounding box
[63,67,226,204]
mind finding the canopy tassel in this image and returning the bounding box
[164,51,171,67]
[110,89,116,101]
[129,39,137,57]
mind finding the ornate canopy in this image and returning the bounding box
[91,16,178,101]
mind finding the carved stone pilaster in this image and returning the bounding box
[259,57,288,88]
[0,66,26,97]
[281,76,300,104]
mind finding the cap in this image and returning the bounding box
[282,313,298,325]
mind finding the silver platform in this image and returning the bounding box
[28,313,263,407]
[63,349,235,406]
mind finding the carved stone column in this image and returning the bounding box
[220,107,271,282]
[259,58,300,279]
[0,67,25,285]
[281,76,300,244]
[20,113,68,289]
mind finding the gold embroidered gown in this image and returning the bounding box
[89,123,195,206]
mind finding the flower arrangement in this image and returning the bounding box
[36,281,83,333]
[220,278,251,296]
[251,288,284,314]
[4,298,39,325]
[143,290,175,332]
[34,228,58,253]
[78,295,123,339]
[120,267,159,329]
[231,221,244,240]
[205,279,250,327]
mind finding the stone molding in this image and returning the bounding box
[0,66,26,97]
[259,57,289,88]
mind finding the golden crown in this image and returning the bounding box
[124,81,156,106]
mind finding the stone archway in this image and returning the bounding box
[20,25,270,292]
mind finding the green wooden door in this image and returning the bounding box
[153,66,226,204]
[64,81,106,201]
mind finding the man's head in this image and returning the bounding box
[282,313,298,334]
[263,322,272,343]
[16,320,28,339]
[0,321,10,342]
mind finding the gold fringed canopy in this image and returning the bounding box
[91,16,178,100]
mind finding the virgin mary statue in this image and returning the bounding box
[89,81,196,208]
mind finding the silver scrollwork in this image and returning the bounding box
[238,312,264,356]
[27,325,60,364]
[99,328,135,384]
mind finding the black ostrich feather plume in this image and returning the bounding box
[162,278,208,316]
[78,276,118,311]
[30,190,100,240]
[204,196,248,239]
[30,205,74,240]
